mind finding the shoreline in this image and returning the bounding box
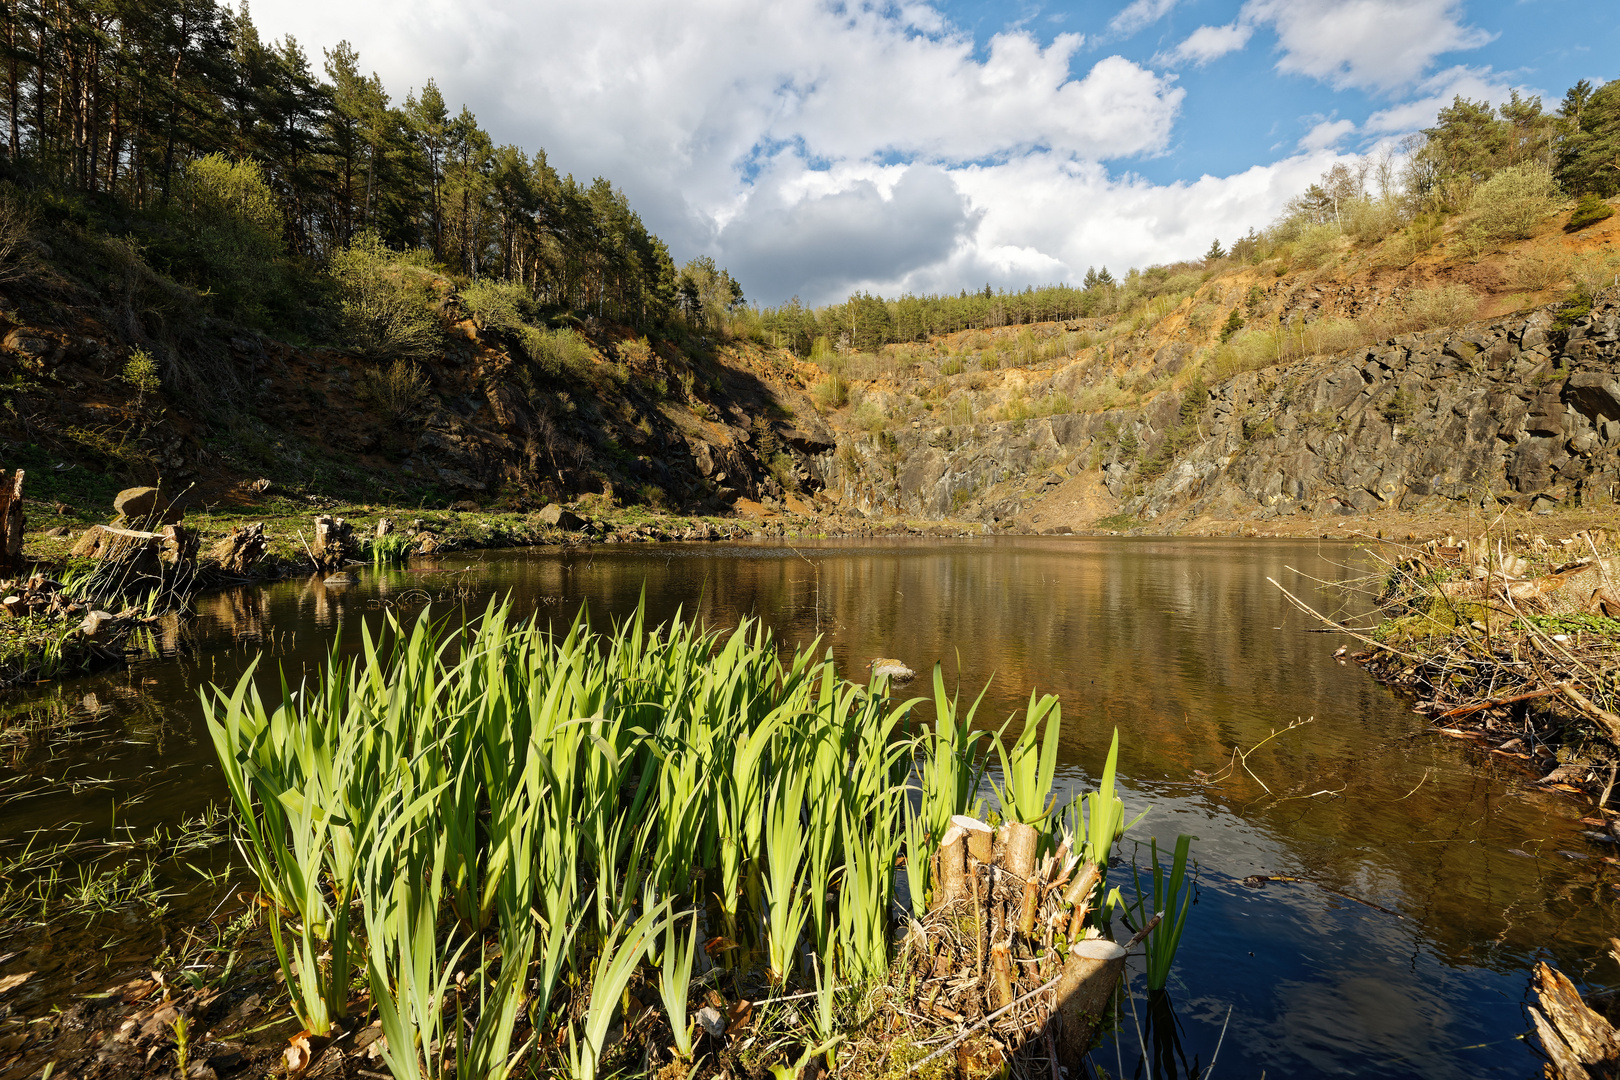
[6,495,1617,693]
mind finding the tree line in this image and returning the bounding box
[751,71,1620,360]
[0,0,742,332]
[751,282,1117,355]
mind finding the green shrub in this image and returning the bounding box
[811,370,849,410]
[1219,308,1245,342]
[1507,247,1571,291]
[766,451,800,493]
[1466,163,1559,248]
[1241,414,1276,440]
[359,359,433,421]
[1567,192,1617,233]
[173,153,286,323]
[852,400,887,431]
[118,349,162,404]
[1571,251,1620,299]
[1379,389,1416,424]
[1294,223,1344,268]
[1342,197,1405,245]
[1402,284,1478,330]
[520,327,595,381]
[461,278,533,333]
[332,233,441,362]
[1212,325,1280,377]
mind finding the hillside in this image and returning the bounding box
[804,194,1620,538]
[0,182,1616,549]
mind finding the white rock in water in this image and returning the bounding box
[869,657,916,680]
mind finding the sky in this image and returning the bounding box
[245,0,1619,306]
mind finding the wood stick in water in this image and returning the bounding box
[1436,683,1568,719]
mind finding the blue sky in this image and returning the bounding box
[246,0,1619,304]
[930,0,1615,184]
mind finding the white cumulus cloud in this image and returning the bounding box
[1110,0,1179,36]
[1300,118,1357,150]
[1241,0,1495,92]
[1362,65,1533,133]
[1159,23,1254,67]
[239,0,1463,305]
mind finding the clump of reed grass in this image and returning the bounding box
[365,531,415,565]
[203,600,1184,1078]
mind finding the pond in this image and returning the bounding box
[2,536,1613,1079]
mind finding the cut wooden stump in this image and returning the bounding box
[1532,961,1620,1080]
[952,814,995,864]
[209,523,268,575]
[935,825,967,910]
[912,821,1130,1074]
[1052,938,1127,1065]
[71,524,161,561]
[1000,820,1039,879]
[0,470,23,570]
[310,515,356,570]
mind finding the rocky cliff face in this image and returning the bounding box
[812,292,1620,532]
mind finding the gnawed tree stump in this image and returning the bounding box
[310,515,356,570]
[0,470,23,570]
[1054,939,1127,1062]
[934,824,967,910]
[1532,959,1620,1080]
[912,815,1131,1074]
[1000,820,1039,879]
[209,522,268,575]
[72,524,163,562]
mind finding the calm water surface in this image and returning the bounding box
[3,536,1616,1079]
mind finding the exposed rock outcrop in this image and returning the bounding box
[816,292,1620,530]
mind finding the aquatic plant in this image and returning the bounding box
[656,908,702,1059]
[991,688,1063,825]
[203,599,1170,1077]
[1130,833,1197,992]
[366,531,415,565]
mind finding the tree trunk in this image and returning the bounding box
[1532,959,1620,1080]
[0,470,23,570]
[1052,939,1125,1066]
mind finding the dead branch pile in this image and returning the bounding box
[891,815,1132,1075]
[1295,527,1620,794]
